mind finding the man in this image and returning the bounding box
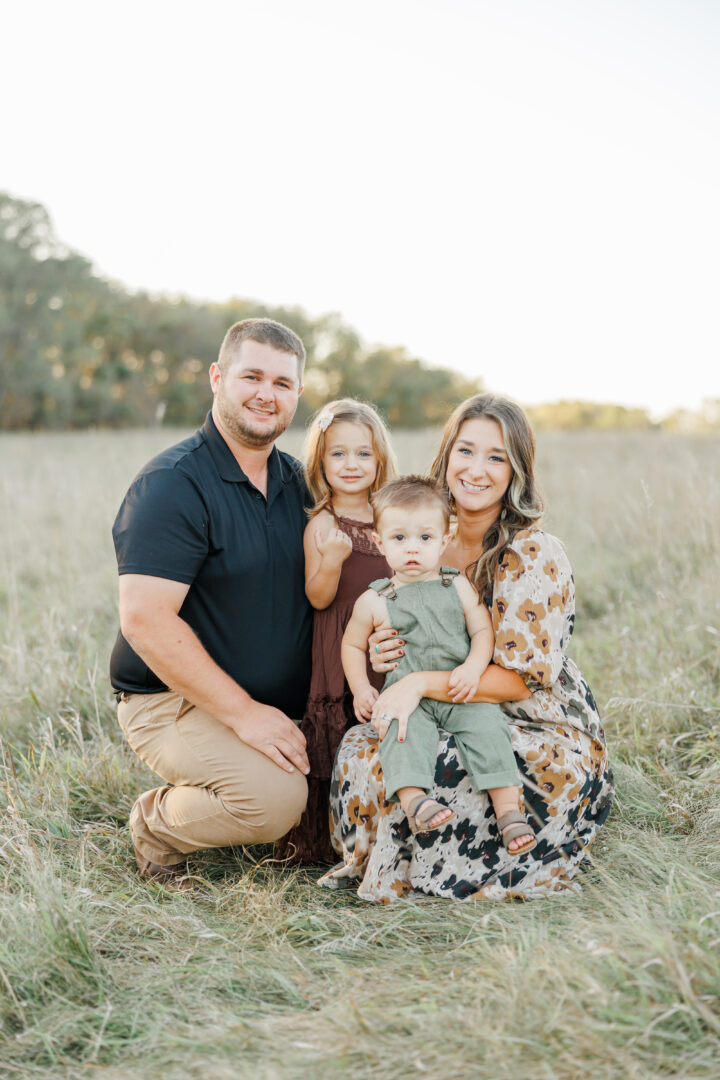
[110,318,311,881]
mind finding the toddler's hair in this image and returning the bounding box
[304,399,398,517]
[371,475,450,532]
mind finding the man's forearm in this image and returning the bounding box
[122,610,252,731]
[423,664,530,704]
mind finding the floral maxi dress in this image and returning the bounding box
[321,527,614,901]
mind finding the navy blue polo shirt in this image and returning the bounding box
[110,412,312,718]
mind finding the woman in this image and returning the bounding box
[320,394,613,901]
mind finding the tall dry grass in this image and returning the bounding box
[0,428,719,1078]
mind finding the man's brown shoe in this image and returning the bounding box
[134,846,187,883]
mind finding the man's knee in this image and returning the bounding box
[227,766,308,844]
[265,768,308,841]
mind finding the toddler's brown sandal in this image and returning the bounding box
[407,795,455,836]
[497,811,537,856]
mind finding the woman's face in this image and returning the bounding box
[446,417,513,518]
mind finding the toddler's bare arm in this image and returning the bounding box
[342,591,383,721]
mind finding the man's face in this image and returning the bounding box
[210,340,303,448]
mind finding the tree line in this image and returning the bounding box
[2,191,716,434]
[524,399,720,433]
[0,192,481,431]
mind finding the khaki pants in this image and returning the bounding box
[117,691,308,867]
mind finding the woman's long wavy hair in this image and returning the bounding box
[304,398,398,518]
[428,394,544,601]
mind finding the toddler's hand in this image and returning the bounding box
[448,661,483,703]
[354,685,379,723]
[315,527,353,566]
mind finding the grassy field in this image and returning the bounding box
[0,427,719,1079]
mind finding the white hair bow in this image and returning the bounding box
[317,408,335,432]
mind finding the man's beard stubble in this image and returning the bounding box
[214,388,290,448]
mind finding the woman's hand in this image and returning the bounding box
[371,672,424,743]
[368,626,405,673]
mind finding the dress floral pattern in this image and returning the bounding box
[321,528,613,901]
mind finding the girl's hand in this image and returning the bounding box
[315,527,352,566]
[448,660,483,703]
[353,685,379,723]
[371,672,424,743]
[368,627,405,673]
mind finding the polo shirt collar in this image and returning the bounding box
[201,411,290,485]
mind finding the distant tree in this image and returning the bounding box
[0,193,101,427]
[662,399,720,434]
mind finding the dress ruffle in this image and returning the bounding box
[300,693,355,779]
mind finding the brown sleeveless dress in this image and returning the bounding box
[277,514,390,864]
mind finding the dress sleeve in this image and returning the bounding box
[112,467,209,584]
[490,530,574,690]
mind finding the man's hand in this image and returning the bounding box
[233,703,309,775]
[448,660,483,703]
[119,575,310,773]
[353,684,379,723]
[315,527,353,566]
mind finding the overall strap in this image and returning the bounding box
[440,565,460,587]
[369,577,397,601]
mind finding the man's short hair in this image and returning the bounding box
[217,318,306,381]
[371,475,450,531]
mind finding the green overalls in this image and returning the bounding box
[372,568,519,801]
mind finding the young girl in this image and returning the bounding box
[277,399,398,864]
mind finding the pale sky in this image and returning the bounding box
[3,0,719,417]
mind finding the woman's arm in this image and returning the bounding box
[424,664,530,704]
[370,664,529,729]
